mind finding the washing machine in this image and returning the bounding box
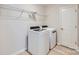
[28,26,49,55]
[42,25,57,49]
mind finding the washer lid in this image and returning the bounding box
[46,28,56,31]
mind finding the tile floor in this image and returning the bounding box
[18,45,79,55]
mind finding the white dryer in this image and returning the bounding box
[28,26,49,55]
[42,25,57,49]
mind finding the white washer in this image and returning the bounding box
[28,26,49,55]
[42,25,57,49]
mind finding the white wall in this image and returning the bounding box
[43,5,59,28]
[0,4,45,54]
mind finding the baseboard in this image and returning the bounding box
[75,49,79,52]
[57,42,62,45]
[57,44,79,52]
[12,48,27,55]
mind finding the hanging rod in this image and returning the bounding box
[0,6,46,16]
[0,6,30,13]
